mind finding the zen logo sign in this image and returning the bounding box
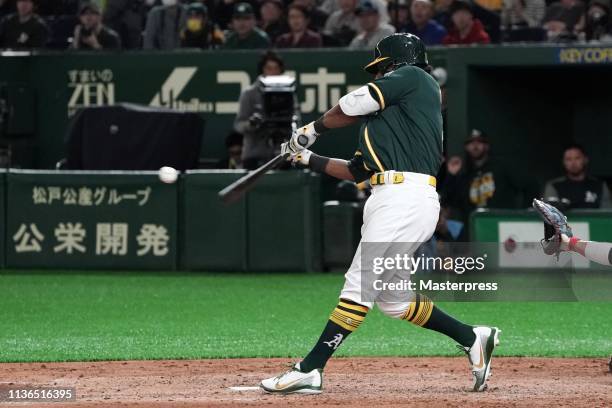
[67,69,115,116]
[65,65,360,117]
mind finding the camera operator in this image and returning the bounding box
[73,3,121,50]
[234,51,300,170]
[103,0,147,49]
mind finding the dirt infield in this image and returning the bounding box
[0,357,610,407]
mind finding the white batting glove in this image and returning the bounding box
[280,141,297,157]
[280,142,312,165]
[293,149,312,166]
[289,122,318,152]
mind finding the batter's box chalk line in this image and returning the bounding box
[228,386,261,392]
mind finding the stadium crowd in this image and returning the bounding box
[0,0,611,50]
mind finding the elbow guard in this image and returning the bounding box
[339,85,381,116]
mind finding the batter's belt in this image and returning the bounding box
[370,171,437,187]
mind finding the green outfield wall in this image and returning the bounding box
[2,49,445,168]
[5,170,178,269]
[0,169,322,271]
[180,170,321,272]
[3,45,611,186]
[2,169,612,271]
[180,170,248,271]
[0,170,8,266]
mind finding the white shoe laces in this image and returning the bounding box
[273,363,299,381]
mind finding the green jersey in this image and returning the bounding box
[223,28,270,49]
[356,65,443,177]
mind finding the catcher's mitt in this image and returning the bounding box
[532,198,573,256]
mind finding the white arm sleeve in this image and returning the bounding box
[338,85,381,116]
[584,241,612,266]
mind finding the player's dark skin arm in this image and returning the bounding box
[316,105,360,130]
[317,157,355,181]
[308,105,364,181]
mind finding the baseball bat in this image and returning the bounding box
[218,152,290,205]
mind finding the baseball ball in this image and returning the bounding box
[158,166,178,184]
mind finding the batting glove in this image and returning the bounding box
[289,122,318,152]
[280,141,297,157]
[293,149,312,166]
[280,142,312,165]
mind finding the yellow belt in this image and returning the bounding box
[370,172,437,187]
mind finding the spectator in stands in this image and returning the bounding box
[440,129,539,225]
[0,0,49,49]
[543,0,585,41]
[323,0,360,46]
[389,0,411,31]
[293,0,329,31]
[31,0,79,16]
[434,0,454,29]
[321,0,390,26]
[349,0,395,49]
[212,0,238,29]
[437,0,501,42]
[223,2,270,49]
[275,4,322,48]
[501,0,546,29]
[143,0,186,50]
[543,144,611,209]
[103,0,147,49]
[442,0,490,44]
[402,0,446,45]
[259,0,288,43]
[0,0,13,19]
[584,0,612,41]
[217,131,244,169]
[434,205,465,243]
[474,0,501,13]
[72,3,121,50]
[235,51,290,169]
[180,2,224,48]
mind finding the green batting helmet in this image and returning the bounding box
[364,33,428,74]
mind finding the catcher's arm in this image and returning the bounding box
[532,198,612,266]
[565,238,612,266]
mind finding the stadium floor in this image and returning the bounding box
[0,271,610,406]
[1,357,610,407]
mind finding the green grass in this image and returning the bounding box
[0,271,610,363]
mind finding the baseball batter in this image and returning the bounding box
[261,33,500,394]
